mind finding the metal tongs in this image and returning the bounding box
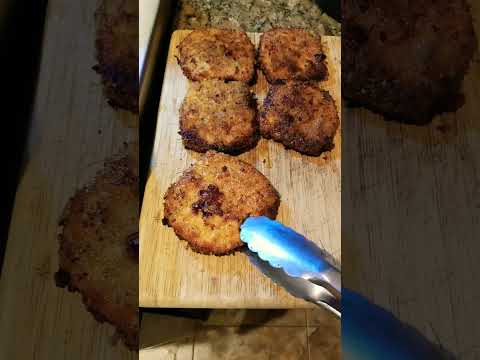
[240,216,341,317]
[240,217,451,359]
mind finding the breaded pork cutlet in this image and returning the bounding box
[163,151,280,255]
[343,0,476,124]
[260,82,339,156]
[55,143,139,350]
[259,28,328,84]
[94,0,138,113]
[179,80,259,154]
[177,29,255,82]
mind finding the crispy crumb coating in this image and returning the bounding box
[342,0,477,124]
[55,143,139,350]
[260,82,339,156]
[163,151,280,255]
[179,80,259,154]
[177,28,255,82]
[94,0,138,113]
[259,28,328,83]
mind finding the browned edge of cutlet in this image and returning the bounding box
[55,146,139,351]
[260,83,339,156]
[258,28,328,84]
[175,29,256,83]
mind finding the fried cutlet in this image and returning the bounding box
[260,82,339,156]
[163,151,280,255]
[94,0,138,113]
[259,28,328,84]
[342,0,477,124]
[179,80,259,154]
[55,143,139,350]
[176,28,255,82]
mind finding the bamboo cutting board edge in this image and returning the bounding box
[140,30,341,308]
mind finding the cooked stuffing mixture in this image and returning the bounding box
[174,0,341,36]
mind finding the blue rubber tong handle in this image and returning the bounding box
[342,288,452,359]
[241,217,449,358]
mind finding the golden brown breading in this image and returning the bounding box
[259,28,328,84]
[55,143,139,350]
[260,82,339,156]
[163,151,280,255]
[179,80,259,154]
[177,29,255,82]
[94,0,138,113]
[342,0,476,124]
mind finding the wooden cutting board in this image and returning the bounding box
[0,1,136,359]
[139,30,341,308]
[343,2,480,357]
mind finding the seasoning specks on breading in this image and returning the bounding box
[179,80,259,154]
[55,143,139,350]
[163,151,280,255]
[259,28,328,84]
[177,28,255,82]
[260,82,339,156]
[342,0,476,124]
[94,0,138,113]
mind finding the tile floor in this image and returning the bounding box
[140,308,340,360]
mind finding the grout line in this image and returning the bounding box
[191,321,198,360]
[191,338,195,360]
[305,310,311,360]
[306,325,311,360]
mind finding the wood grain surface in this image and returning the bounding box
[0,1,136,359]
[343,2,480,358]
[140,31,341,308]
